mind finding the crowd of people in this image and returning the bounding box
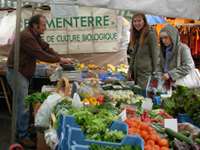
[127,13,194,89]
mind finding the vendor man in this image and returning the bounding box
[6,14,71,147]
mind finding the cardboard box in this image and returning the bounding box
[37,131,50,150]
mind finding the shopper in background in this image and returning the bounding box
[6,14,72,148]
[159,24,195,82]
[127,13,160,88]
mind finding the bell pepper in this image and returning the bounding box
[97,95,104,104]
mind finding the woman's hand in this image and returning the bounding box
[162,73,170,80]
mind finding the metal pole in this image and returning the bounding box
[11,0,22,144]
[31,2,36,16]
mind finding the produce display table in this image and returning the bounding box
[25,63,200,150]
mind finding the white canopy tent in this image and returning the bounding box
[21,0,200,20]
[1,0,200,19]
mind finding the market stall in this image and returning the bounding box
[0,0,200,150]
[27,63,200,150]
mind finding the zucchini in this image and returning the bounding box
[151,124,165,133]
[179,131,191,137]
[165,128,193,144]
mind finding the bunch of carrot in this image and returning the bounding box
[125,118,169,150]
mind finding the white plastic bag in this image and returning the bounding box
[44,128,59,150]
[175,68,200,88]
[141,98,153,111]
[72,93,83,108]
[35,93,62,127]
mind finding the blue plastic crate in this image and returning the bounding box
[57,115,128,137]
[68,121,129,146]
[177,113,193,124]
[70,135,144,150]
[98,72,126,82]
[71,145,88,150]
[177,113,200,128]
[57,115,82,150]
[57,115,80,138]
[58,116,128,150]
[57,115,138,150]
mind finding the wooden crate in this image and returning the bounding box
[37,131,50,150]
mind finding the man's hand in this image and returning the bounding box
[162,73,170,80]
[60,57,73,64]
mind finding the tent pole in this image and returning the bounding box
[11,0,22,144]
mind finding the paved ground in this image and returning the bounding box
[0,77,50,150]
[0,102,11,150]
